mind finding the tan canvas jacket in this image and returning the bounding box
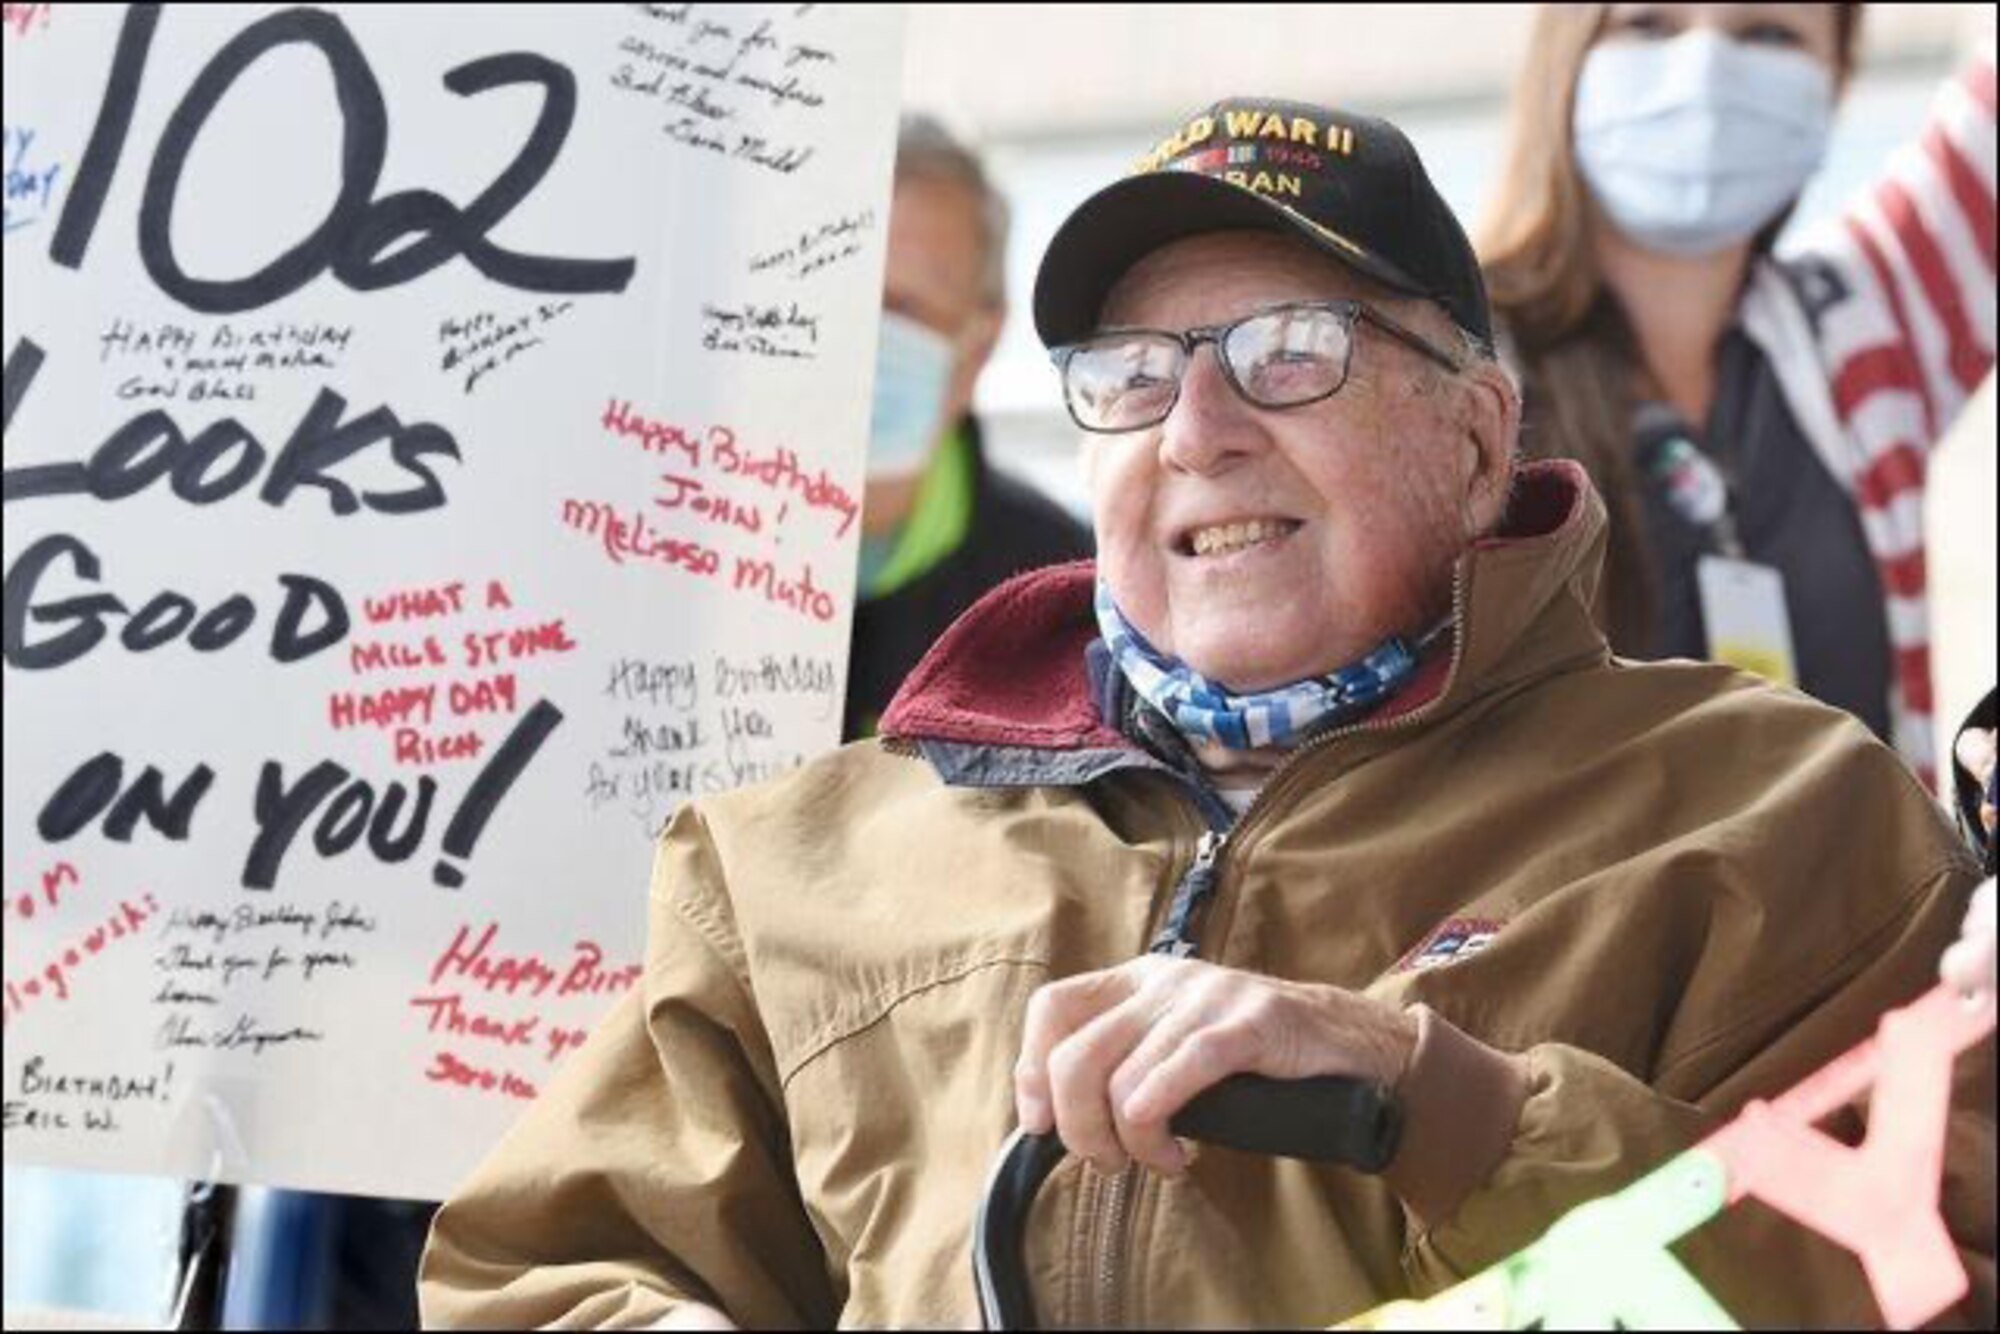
[420,463,1993,1329]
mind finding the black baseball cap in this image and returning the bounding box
[1033,98,1492,350]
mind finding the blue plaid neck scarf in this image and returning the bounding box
[1093,582,1424,751]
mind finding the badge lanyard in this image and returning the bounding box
[1640,424,1799,688]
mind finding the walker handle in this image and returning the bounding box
[972,1073,1401,1330]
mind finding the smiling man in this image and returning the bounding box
[420,99,1992,1329]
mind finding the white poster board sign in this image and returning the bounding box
[2,2,901,1201]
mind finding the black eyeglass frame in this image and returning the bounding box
[1048,299,1468,435]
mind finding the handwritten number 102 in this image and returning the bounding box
[49,4,636,314]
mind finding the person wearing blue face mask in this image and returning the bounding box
[1479,3,1995,791]
[846,115,1094,739]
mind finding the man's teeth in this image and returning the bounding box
[1190,519,1293,557]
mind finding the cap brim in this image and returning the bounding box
[1032,171,1430,347]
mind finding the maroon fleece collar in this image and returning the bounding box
[880,460,1592,751]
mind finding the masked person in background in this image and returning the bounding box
[846,114,1093,740]
[1478,3,1995,788]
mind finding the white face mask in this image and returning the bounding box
[867,311,957,482]
[1573,28,1834,257]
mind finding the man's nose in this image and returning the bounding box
[1156,344,1266,475]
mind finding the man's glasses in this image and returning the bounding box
[1050,300,1465,434]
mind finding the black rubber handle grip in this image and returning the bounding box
[1168,1072,1401,1171]
[973,1073,1400,1329]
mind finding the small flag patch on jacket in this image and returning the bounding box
[1397,917,1504,972]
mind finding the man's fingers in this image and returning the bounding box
[1104,1000,1219,1174]
[1120,1022,1263,1131]
[1043,989,1163,1170]
[1014,966,1144,1136]
[1016,964,1418,1187]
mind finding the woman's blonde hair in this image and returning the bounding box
[1476,3,1864,653]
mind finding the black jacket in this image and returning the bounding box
[844,418,1092,739]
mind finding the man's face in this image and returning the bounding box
[1088,230,1496,691]
[882,174,999,445]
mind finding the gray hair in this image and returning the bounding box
[896,113,1010,309]
[1408,320,1521,464]
[1407,314,1510,387]
[1455,322,1506,376]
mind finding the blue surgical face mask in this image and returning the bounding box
[868,311,957,482]
[1573,29,1834,257]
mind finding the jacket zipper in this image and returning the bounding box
[1096,1163,1135,1327]
[1090,818,1221,1326]
[1089,568,1473,1326]
[1227,566,1471,837]
[1148,829,1225,957]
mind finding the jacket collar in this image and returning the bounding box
[879,458,1610,755]
[878,558,1120,751]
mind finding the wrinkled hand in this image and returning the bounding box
[1013,955,1417,1176]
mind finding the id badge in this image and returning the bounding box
[1696,555,1798,687]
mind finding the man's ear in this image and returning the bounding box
[961,304,1004,379]
[1458,360,1520,535]
[944,304,1005,424]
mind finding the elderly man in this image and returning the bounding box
[420,100,1992,1328]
